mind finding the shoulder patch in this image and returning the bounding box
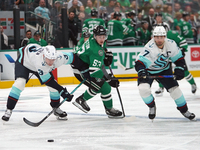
[98,50,104,56]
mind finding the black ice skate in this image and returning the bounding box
[181,110,196,121]
[105,108,122,118]
[72,94,90,113]
[53,107,67,120]
[155,87,164,96]
[2,109,12,121]
[149,106,156,120]
[191,84,197,94]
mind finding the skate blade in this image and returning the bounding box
[155,93,163,97]
[108,115,124,119]
[56,116,68,120]
[72,102,89,113]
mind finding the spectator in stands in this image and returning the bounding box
[99,6,109,26]
[28,31,48,46]
[117,0,130,10]
[174,3,183,15]
[140,0,153,15]
[34,0,50,20]
[144,8,155,32]
[114,2,125,18]
[106,0,116,14]
[68,11,79,39]
[154,4,162,14]
[68,0,85,19]
[21,30,32,47]
[0,26,10,50]
[151,0,163,8]
[67,0,83,9]
[173,12,182,30]
[85,0,96,17]
[185,5,193,14]
[100,0,109,6]
[53,21,77,48]
[129,0,140,12]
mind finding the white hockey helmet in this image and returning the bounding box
[43,45,57,59]
[153,26,166,36]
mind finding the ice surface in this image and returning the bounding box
[0,78,200,150]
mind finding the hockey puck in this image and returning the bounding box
[47,139,54,142]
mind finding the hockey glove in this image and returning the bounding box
[80,69,91,81]
[60,88,74,102]
[104,51,113,66]
[174,67,184,80]
[106,74,120,88]
[138,69,149,82]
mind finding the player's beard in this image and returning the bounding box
[155,41,164,48]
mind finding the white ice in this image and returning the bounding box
[0,78,200,150]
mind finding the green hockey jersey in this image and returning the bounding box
[82,18,106,35]
[178,21,194,44]
[107,20,128,46]
[75,36,106,78]
[167,30,188,52]
[136,27,151,45]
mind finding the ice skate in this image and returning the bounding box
[2,109,12,121]
[191,84,197,94]
[72,94,90,113]
[181,110,196,121]
[155,87,164,96]
[53,107,67,120]
[106,108,122,118]
[149,106,156,120]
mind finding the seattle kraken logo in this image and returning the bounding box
[153,54,168,68]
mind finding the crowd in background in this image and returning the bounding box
[1,0,200,49]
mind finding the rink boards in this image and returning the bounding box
[0,45,200,88]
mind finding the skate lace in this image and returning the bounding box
[183,111,192,117]
[4,109,12,117]
[55,108,64,114]
[149,107,156,115]
[192,84,197,91]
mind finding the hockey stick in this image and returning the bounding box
[23,80,85,127]
[116,61,134,70]
[109,66,125,118]
[112,75,176,80]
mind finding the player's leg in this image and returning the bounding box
[46,86,67,120]
[159,70,195,120]
[155,81,164,96]
[2,61,29,121]
[99,82,122,117]
[184,69,197,94]
[138,78,155,119]
[73,73,103,113]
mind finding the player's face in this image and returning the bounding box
[45,58,55,66]
[84,37,89,42]
[95,35,106,45]
[154,36,165,48]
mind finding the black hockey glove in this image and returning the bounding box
[174,67,184,80]
[138,69,149,82]
[60,88,74,102]
[80,69,91,81]
[105,74,120,88]
[104,51,113,66]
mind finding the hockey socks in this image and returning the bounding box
[184,70,195,85]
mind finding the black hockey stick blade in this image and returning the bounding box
[23,80,85,127]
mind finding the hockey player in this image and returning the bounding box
[71,25,122,118]
[135,26,195,120]
[178,12,194,44]
[82,9,106,35]
[136,20,151,45]
[155,30,197,95]
[107,11,129,46]
[1,44,86,122]
[77,30,91,47]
